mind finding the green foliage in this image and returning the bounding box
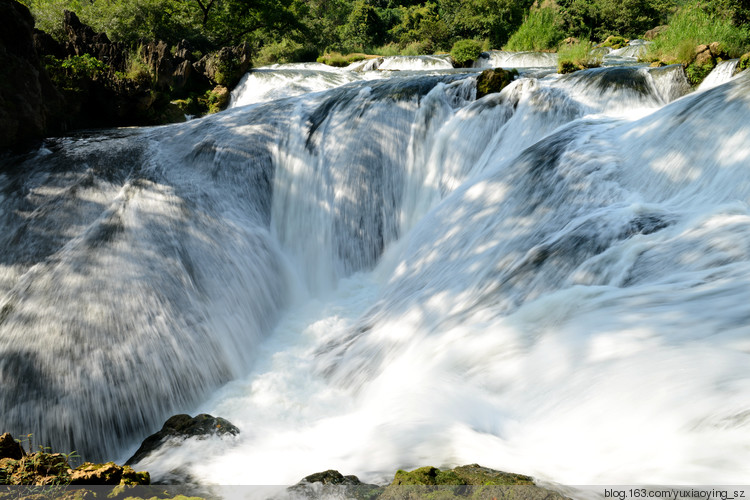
[644,1,750,64]
[439,0,534,49]
[256,39,318,65]
[504,7,565,51]
[739,52,750,71]
[557,39,602,73]
[370,42,402,56]
[44,54,109,90]
[557,0,677,41]
[400,40,431,55]
[340,0,385,51]
[388,2,450,53]
[450,38,482,65]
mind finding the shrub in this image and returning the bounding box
[557,39,603,73]
[504,7,565,52]
[44,54,109,90]
[256,39,317,66]
[450,39,483,66]
[401,40,431,56]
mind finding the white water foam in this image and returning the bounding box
[4,61,750,491]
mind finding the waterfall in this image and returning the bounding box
[698,59,741,91]
[1,57,749,488]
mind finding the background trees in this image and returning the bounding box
[17,0,750,63]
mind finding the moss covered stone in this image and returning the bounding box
[476,68,518,98]
[738,52,750,73]
[601,36,629,50]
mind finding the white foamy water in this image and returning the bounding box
[698,59,741,91]
[475,50,558,69]
[2,58,749,492]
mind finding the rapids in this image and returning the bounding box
[1,52,749,490]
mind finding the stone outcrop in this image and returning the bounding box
[0,0,65,150]
[0,2,251,152]
[125,414,240,466]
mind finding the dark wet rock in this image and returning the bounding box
[0,0,65,151]
[289,469,380,500]
[125,414,240,466]
[476,68,518,98]
[0,432,25,460]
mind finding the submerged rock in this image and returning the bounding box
[125,414,240,466]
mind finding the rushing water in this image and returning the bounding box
[1,54,749,490]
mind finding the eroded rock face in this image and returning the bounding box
[125,414,240,466]
[0,0,65,150]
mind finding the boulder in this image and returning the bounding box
[693,44,714,67]
[0,433,25,460]
[196,43,252,87]
[288,469,380,500]
[476,68,518,98]
[125,413,239,465]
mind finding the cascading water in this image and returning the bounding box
[1,54,749,491]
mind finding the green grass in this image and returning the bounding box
[316,52,374,67]
[504,7,565,52]
[557,39,603,73]
[644,1,750,64]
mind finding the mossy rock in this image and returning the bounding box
[684,60,716,86]
[601,36,629,50]
[392,466,464,486]
[737,52,750,74]
[476,68,518,98]
[558,60,582,74]
[380,464,569,500]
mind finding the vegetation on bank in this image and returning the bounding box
[557,39,603,73]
